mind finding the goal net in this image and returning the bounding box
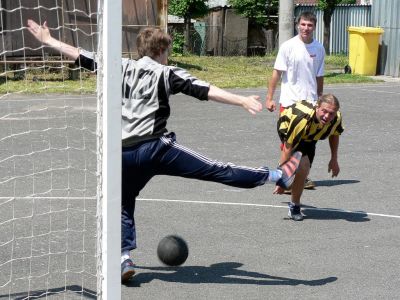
[0,0,121,299]
[0,1,101,299]
[0,0,166,298]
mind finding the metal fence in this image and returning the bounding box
[169,25,248,56]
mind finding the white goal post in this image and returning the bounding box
[96,0,122,299]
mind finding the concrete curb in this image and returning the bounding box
[369,75,400,82]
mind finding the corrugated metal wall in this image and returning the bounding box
[372,0,400,77]
[331,5,371,54]
[295,5,371,54]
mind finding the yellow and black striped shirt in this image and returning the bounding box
[277,101,344,150]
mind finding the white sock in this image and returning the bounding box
[121,251,130,264]
[268,169,282,182]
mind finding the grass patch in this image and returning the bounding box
[325,54,349,67]
[0,54,377,94]
[170,54,376,88]
[0,69,96,94]
[0,76,96,94]
[323,72,375,84]
[170,55,276,88]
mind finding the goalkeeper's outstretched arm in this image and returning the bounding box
[27,19,80,60]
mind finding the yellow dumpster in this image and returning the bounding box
[348,26,384,75]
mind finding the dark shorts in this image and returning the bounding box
[295,141,317,166]
[279,105,317,166]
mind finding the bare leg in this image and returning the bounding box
[291,156,311,205]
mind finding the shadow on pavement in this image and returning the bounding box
[0,285,96,300]
[126,262,337,287]
[312,179,360,187]
[301,206,370,222]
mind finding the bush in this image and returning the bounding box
[172,32,185,55]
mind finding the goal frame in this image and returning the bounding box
[97,0,122,298]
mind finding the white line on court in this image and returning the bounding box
[0,96,97,102]
[137,197,400,219]
[0,197,96,200]
[1,196,399,219]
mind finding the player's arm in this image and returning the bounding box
[316,76,324,97]
[266,69,282,112]
[208,85,262,115]
[27,19,79,60]
[328,135,340,177]
[316,47,325,97]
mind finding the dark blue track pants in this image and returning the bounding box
[121,132,270,252]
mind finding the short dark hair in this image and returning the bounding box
[136,27,172,58]
[296,11,317,26]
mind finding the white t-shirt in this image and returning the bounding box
[274,35,325,107]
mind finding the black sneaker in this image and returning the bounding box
[121,258,135,283]
[288,203,304,221]
[276,151,302,190]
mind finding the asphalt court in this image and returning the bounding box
[1,82,399,299]
[130,83,400,299]
[0,94,98,299]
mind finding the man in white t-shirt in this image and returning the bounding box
[266,11,325,190]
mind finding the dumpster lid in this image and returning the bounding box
[348,26,384,34]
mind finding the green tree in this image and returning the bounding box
[318,0,356,54]
[228,0,279,28]
[168,0,209,53]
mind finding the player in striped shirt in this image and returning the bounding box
[266,11,325,190]
[275,94,344,221]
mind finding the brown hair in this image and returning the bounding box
[317,94,340,110]
[296,11,317,26]
[136,27,172,58]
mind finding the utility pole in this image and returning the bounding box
[279,0,294,46]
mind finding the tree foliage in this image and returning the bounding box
[228,0,279,28]
[318,0,356,10]
[168,0,209,19]
[337,0,357,4]
[168,0,209,53]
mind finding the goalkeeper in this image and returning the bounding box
[27,19,301,283]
